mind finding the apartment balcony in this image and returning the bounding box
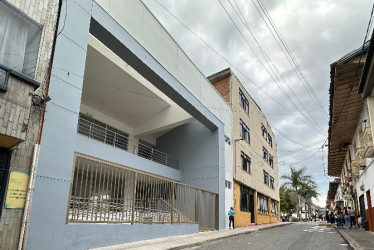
[363,126,374,157]
[77,116,178,170]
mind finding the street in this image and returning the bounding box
[188,222,350,250]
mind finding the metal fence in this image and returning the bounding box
[77,115,178,169]
[67,154,218,230]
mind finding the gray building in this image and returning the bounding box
[1,0,233,249]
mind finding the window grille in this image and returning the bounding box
[263,147,268,161]
[225,180,232,189]
[257,193,269,215]
[261,124,267,140]
[268,135,273,147]
[271,199,277,216]
[263,170,269,186]
[270,176,274,189]
[269,155,273,168]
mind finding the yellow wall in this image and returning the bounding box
[233,182,252,227]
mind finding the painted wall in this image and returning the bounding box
[233,182,252,227]
[26,0,229,249]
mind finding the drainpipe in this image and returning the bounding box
[17,144,40,250]
[18,0,62,249]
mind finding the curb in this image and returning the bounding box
[168,223,292,250]
[334,226,359,250]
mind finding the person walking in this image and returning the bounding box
[349,207,356,229]
[228,207,236,229]
[336,206,343,228]
[343,207,351,229]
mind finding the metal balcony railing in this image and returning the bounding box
[77,116,178,169]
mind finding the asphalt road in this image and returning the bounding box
[188,222,351,250]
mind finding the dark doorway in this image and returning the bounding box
[359,194,366,220]
[0,148,11,218]
[249,192,255,223]
[366,190,372,231]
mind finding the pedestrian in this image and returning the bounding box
[357,214,363,229]
[329,211,335,225]
[343,207,351,229]
[349,207,356,229]
[228,207,236,229]
[325,211,330,223]
[336,206,343,228]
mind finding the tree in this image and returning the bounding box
[279,185,297,216]
[281,166,315,219]
[299,181,319,218]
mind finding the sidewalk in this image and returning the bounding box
[91,222,292,250]
[335,226,374,250]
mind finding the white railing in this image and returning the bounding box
[77,116,178,169]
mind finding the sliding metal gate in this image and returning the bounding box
[67,154,218,230]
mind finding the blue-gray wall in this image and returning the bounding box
[26,1,225,249]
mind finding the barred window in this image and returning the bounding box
[271,199,277,216]
[268,135,273,147]
[225,180,232,189]
[241,151,251,174]
[257,193,269,215]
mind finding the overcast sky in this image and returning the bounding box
[142,0,373,207]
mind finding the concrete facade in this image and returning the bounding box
[209,68,280,226]
[0,0,58,249]
[0,1,234,249]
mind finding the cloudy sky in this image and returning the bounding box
[142,0,373,207]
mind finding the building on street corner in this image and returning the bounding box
[328,30,374,231]
[209,68,280,227]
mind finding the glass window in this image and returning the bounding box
[270,176,274,189]
[239,89,249,114]
[240,185,252,212]
[225,180,232,189]
[0,66,9,89]
[263,147,268,161]
[268,135,272,147]
[271,199,277,216]
[269,155,273,168]
[241,151,251,174]
[0,2,42,78]
[240,119,250,143]
[263,170,269,185]
[257,193,269,215]
[261,124,267,140]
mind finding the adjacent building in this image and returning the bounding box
[0,0,59,249]
[209,68,280,226]
[328,34,374,231]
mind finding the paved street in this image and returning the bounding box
[187,222,350,250]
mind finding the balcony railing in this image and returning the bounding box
[77,116,178,169]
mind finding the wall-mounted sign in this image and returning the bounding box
[4,171,29,209]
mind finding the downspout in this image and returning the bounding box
[17,145,40,250]
[18,1,62,249]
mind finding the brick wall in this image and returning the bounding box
[0,1,59,249]
[211,76,231,105]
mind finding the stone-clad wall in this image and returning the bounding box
[0,1,58,249]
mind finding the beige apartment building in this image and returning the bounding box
[209,68,280,226]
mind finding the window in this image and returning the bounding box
[240,185,252,212]
[263,147,268,161]
[241,151,251,174]
[269,155,273,168]
[239,89,249,114]
[225,180,232,189]
[0,65,10,90]
[271,199,277,216]
[270,176,274,189]
[240,119,250,143]
[0,149,11,218]
[261,124,267,140]
[257,193,269,215]
[0,1,42,79]
[263,170,269,185]
[268,135,272,147]
[224,135,231,145]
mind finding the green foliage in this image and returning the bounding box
[279,185,296,215]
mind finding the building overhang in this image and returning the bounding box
[328,44,368,176]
